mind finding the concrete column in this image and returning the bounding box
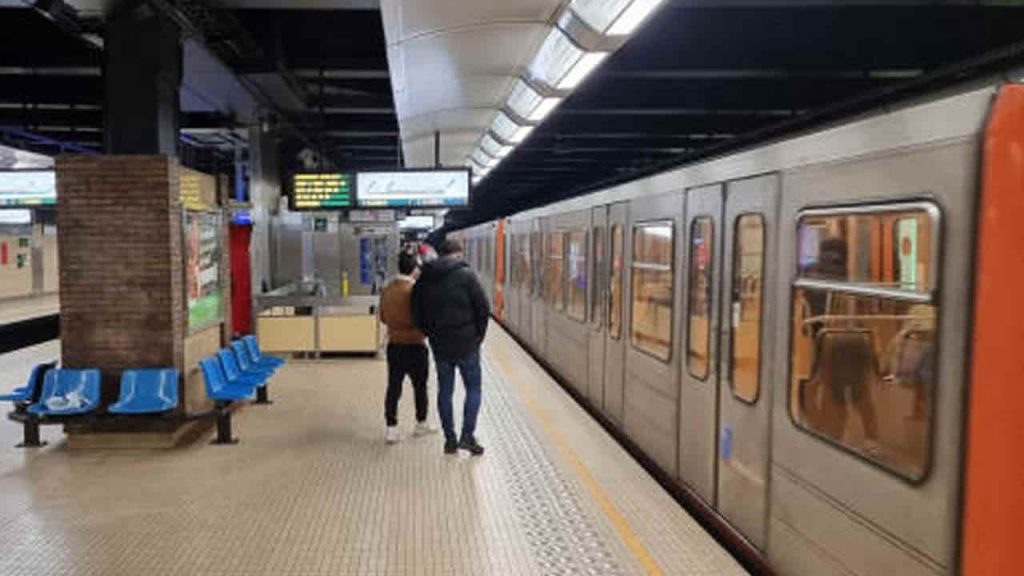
[103,8,182,155]
[248,120,281,293]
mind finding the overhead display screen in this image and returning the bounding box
[291,173,354,210]
[356,169,470,209]
[0,171,56,207]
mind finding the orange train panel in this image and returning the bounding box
[961,84,1024,576]
[494,219,506,321]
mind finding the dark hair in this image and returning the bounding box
[398,251,419,275]
[437,238,463,257]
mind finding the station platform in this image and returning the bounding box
[0,294,59,326]
[0,326,745,576]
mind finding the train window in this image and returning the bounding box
[631,222,674,361]
[592,226,606,327]
[546,232,566,311]
[789,203,940,481]
[609,225,624,340]
[730,215,765,404]
[567,230,588,322]
[532,230,542,297]
[687,218,715,380]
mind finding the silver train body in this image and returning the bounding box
[460,84,1000,576]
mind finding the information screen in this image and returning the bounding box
[0,171,56,207]
[291,173,354,210]
[356,169,469,208]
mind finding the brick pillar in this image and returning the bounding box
[56,155,184,404]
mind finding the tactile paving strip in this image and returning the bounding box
[480,354,626,576]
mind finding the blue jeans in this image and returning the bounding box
[436,350,482,442]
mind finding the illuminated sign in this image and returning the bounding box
[291,173,354,210]
[0,171,56,207]
[399,215,435,230]
[356,169,470,209]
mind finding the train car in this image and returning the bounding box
[460,82,1024,576]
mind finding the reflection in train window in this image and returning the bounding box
[531,231,542,297]
[687,218,715,380]
[592,226,605,327]
[520,234,532,291]
[731,215,765,403]
[546,232,565,311]
[567,230,588,322]
[797,206,935,294]
[610,225,624,340]
[631,222,674,361]
[790,203,939,481]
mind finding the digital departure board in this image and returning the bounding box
[291,173,354,210]
[356,169,470,209]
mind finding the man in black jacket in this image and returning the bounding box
[412,238,490,455]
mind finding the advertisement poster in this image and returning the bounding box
[185,211,223,329]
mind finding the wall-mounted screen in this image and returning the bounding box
[0,171,56,207]
[399,215,435,230]
[356,169,470,209]
[291,173,354,210]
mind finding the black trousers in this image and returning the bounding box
[385,343,429,426]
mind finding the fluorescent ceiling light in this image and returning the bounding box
[481,134,512,159]
[530,97,562,121]
[558,51,608,89]
[570,0,666,36]
[470,149,491,168]
[530,27,585,89]
[507,80,544,121]
[492,112,535,144]
[608,0,666,36]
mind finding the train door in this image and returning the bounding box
[588,206,608,406]
[624,193,682,475]
[603,202,629,424]
[716,174,778,550]
[678,184,724,503]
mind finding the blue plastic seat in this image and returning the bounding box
[217,349,268,389]
[109,369,180,414]
[231,341,276,377]
[0,361,56,403]
[199,358,256,402]
[243,336,285,369]
[27,369,101,416]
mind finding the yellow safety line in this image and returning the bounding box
[490,344,666,576]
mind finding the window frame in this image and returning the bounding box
[786,200,943,485]
[686,217,715,380]
[629,220,676,363]
[591,225,606,328]
[728,213,766,405]
[547,231,567,311]
[566,228,589,324]
[609,224,625,341]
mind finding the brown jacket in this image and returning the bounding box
[379,275,426,345]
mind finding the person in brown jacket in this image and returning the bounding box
[379,250,435,443]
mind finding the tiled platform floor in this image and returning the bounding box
[0,327,746,576]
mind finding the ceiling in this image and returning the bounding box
[3,1,1024,224]
[380,0,565,168]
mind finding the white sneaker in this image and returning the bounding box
[413,421,437,436]
[385,426,400,444]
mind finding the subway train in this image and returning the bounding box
[455,82,1024,576]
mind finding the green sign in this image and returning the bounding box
[188,293,222,329]
[185,211,223,330]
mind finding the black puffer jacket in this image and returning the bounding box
[411,257,490,361]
